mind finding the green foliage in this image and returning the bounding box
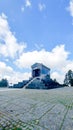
[70,78,73,86]
[0,78,9,87]
[64,70,73,86]
[12,127,22,130]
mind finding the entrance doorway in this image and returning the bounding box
[33,69,40,77]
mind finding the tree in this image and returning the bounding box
[64,70,73,86]
[70,79,73,86]
[0,78,9,87]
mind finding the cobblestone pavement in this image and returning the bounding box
[0,87,73,130]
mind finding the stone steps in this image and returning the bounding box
[26,78,46,89]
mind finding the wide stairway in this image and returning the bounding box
[24,77,47,89]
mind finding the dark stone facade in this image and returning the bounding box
[31,63,50,79]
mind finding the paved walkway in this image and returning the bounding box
[0,88,73,130]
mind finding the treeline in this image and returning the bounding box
[0,79,9,87]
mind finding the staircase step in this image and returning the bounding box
[25,78,46,89]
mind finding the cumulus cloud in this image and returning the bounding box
[0,61,31,84]
[38,3,46,12]
[0,13,26,58]
[51,60,73,83]
[0,61,13,81]
[51,71,65,84]
[15,45,69,69]
[62,61,73,73]
[0,61,13,75]
[66,0,73,17]
[8,72,31,85]
[15,44,73,83]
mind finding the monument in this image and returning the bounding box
[31,63,50,79]
[25,63,61,89]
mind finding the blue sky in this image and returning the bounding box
[0,0,73,84]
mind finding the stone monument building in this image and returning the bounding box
[25,63,61,89]
[31,63,50,79]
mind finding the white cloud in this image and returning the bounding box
[62,61,73,73]
[15,45,68,69]
[38,3,46,12]
[15,44,73,83]
[51,71,65,83]
[25,0,31,8]
[51,60,73,83]
[0,61,31,84]
[66,0,73,17]
[0,13,26,58]
[0,61,13,75]
[0,61,13,81]
[8,72,31,85]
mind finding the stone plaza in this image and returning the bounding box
[0,87,73,130]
